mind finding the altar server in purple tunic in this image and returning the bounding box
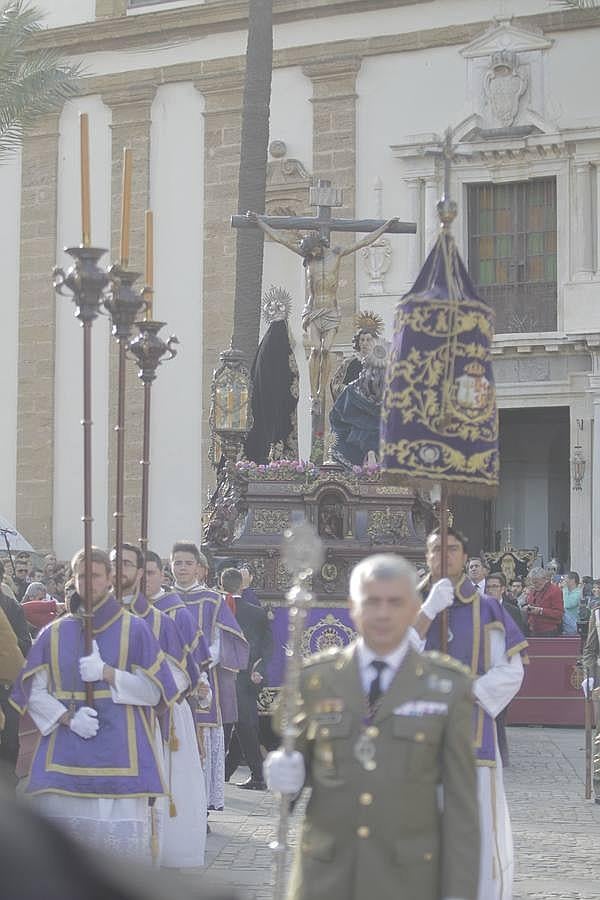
[10,547,179,861]
[144,550,213,867]
[414,527,528,900]
[171,542,248,812]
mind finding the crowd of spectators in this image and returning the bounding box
[478,561,596,639]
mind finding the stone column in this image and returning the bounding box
[574,162,594,280]
[405,178,422,283]
[569,409,592,574]
[16,113,60,551]
[424,174,440,254]
[303,57,361,345]
[596,164,600,277]
[194,70,244,468]
[103,83,156,544]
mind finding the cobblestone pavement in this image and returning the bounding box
[178,727,600,899]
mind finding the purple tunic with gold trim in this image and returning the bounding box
[424,577,528,764]
[153,590,204,690]
[130,593,189,682]
[176,587,248,727]
[10,595,179,798]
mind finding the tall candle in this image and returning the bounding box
[240,387,248,429]
[120,148,132,267]
[144,209,154,321]
[80,113,91,247]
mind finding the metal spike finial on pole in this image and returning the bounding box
[271,520,324,899]
[436,128,458,230]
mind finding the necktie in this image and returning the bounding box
[368,659,388,710]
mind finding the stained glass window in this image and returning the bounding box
[468,178,557,333]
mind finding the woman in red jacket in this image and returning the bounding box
[524,567,564,636]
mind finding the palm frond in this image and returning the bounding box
[0,0,81,159]
[552,0,600,8]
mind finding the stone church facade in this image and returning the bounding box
[2,0,600,571]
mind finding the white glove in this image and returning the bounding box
[582,676,595,698]
[264,749,305,794]
[196,672,212,709]
[69,706,99,739]
[79,640,105,683]
[421,578,455,621]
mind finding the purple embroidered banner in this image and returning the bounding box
[380,231,499,497]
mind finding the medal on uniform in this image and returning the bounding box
[354,725,379,771]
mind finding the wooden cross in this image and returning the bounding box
[231,178,416,242]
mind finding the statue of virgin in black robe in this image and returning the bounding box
[244,288,299,465]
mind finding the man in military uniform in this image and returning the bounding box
[265,553,479,900]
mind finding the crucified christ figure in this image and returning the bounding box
[246,211,398,407]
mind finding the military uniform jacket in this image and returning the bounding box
[582,607,600,683]
[283,642,479,900]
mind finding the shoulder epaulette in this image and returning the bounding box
[302,646,342,669]
[425,650,472,678]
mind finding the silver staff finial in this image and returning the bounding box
[281,520,324,579]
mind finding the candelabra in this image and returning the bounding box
[53,245,110,705]
[128,320,179,557]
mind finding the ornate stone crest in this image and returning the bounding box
[484,50,527,128]
[360,177,392,295]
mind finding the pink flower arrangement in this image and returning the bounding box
[236,459,318,479]
[352,462,381,477]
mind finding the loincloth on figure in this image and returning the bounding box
[302,304,342,335]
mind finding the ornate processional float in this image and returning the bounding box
[203,179,432,717]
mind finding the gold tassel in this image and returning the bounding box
[169,797,177,818]
[197,726,206,764]
[150,804,159,865]
[169,721,179,752]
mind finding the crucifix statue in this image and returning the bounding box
[232,180,416,452]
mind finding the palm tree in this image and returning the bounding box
[0,0,80,160]
[231,0,273,367]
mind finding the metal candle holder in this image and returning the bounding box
[128,320,179,557]
[53,244,110,705]
[103,266,145,602]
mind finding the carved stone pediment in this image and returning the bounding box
[461,19,553,58]
[265,140,312,218]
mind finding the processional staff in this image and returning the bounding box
[53,113,110,705]
[585,667,593,800]
[270,521,324,898]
